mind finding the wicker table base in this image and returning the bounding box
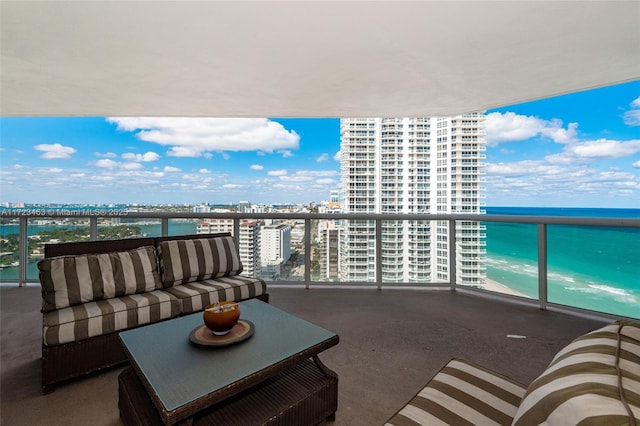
[119,357,338,426]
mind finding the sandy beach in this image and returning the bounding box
[480,278,528,298]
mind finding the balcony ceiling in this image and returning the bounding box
[1,1,638,118]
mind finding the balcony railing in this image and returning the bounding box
[1,211,638,320]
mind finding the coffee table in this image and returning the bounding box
[118,298,339,425]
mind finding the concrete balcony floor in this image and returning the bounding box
[1,285,607,425]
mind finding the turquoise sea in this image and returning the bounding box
[2,208,638,318]
[484,207,639,319]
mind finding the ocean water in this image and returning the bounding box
[484,207,639,319]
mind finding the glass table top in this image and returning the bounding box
[119,298,338,413]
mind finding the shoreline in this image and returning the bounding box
[482,278,528,298]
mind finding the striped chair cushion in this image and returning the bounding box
[513,320,640,425]
[164,276,267,314]
[42,290,181,346]
[158,236,243,287]
[38,246,162,312]
[385,358,526,426]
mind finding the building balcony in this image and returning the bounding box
[1,211,638,425]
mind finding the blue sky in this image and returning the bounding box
[1,81,639,208]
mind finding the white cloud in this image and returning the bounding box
[316,153,329,163]
[122,152,160,162]
[34,143,76,159]
[279,170,338,182]
[199,168,211,174]
[167,146,202,157]
[566,139,640,159]
[222,184,242,189]
[316,178,336,185]
[486,158,640,206]
[545,139,640,165]
[280,150,294,158]
[333,151,341,161]
[94,159,119,169]
[486,161,565,177]
[485,112,578,146]
[106,117,299,158]
[95,152,117,158]
[163,166,181,172]
[624,110,640,126]
[46,168,64,173]
[221,153,230,160]
[122,162,144,170]
[268,169,287,176]
[250,164,264,171]
[623,96,640,126]
[632,160,640,168]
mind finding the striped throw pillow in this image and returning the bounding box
[38,246,162,312]
[513,320,640,425]
[158,236,243,287]
[385,358,527,426]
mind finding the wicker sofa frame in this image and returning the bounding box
[41,233,269,393]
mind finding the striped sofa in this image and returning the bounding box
[385,319,640,425]
[38,233,268,393]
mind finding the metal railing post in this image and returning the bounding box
[233,219,240,246]
[538,224,548,310]
[449,219,457,291]
[305,218,311,289]
[376,218,382,290]
[19,217,28,286]
[90,217,98,240]
[161,218,169,237]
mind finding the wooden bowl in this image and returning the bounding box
[203,301,240,335]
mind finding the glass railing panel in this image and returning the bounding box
[480,220,538,299]
[25,217,91,279]
[0,217,22,281]
[547,224,639,319]
[97,218,160,239]
[168,218,200,237]
[257,218,304,283]
[0,216,116,280]
[380,218,441,286]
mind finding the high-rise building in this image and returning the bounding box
[339,115,486,285]
[238,221,261,279]
[196,218,233,234]
[317,221,341,281]
[197,218,262,279]
[260,223,291,280]
[261,223,291,265]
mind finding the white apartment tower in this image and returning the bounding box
[197,219,261,279]
[339,115,486,285]
[317,221,341,280]
[238,221,261,278]
[260,223,291,265]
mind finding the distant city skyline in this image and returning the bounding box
[1,81,638,208]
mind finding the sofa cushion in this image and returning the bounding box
[164,276,267,314]
[42,290,181,346]
[38,246,162,312]
[512,320,640,425]
[158,236,243,287]
[385,358,526,426]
